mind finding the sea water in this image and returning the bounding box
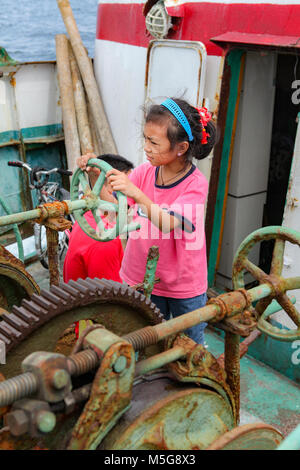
[0,0,98,62]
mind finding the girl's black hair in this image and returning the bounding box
[97,153,134,172]
[145,98,216,161]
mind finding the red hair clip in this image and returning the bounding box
[195,107,212,144]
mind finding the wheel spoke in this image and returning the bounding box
[284,277,300,291]
[270,238,285,276]
[243,258,268,283]
[91,173,106,197]
[91,208,102,226]
[276,293,300,327]
[255,297,272,317]
[78,173,90,193]
[92,209,105,236]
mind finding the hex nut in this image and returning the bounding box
[5,409,29,436]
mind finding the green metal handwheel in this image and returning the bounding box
[70,158,139,242]
[232,226,300,341]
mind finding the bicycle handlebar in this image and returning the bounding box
[8,161,73,189]
[7,161,24,168]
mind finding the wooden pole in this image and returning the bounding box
[87,100,102,156]
[55,34,81,172]
[56,0,117,154]
[69,43,94,155]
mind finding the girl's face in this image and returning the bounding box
[143,120,186,167]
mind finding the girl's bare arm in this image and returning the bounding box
[106,169,180,233]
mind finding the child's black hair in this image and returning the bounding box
[97,154,134,172]
[145,98,216,161]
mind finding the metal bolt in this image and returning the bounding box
[36,410,56,434]
[4,409,29,436]
[52,369,69,390]
[113,356,127,373]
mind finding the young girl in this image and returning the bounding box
[79,98,216,344]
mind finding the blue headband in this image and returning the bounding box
[161,98,194,142]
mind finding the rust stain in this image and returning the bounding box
[9,73,16,88]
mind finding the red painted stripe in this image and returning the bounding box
[96,2,300,56]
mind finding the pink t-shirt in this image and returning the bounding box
[120,162,208,298]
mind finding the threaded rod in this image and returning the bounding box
[67,349,99,376]
[0,372,38,408]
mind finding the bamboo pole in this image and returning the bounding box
[87,100,102,156]
[69,42,94,155]
[55,34,81,172]
[56,0,117,154]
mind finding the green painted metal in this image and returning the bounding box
[36,411,56,434]
[68,330,136,450]
[233,226,300,290]
[205,329,300,435]
[109,385,235,450]
[208,49,245,287]
[135,345,186,376]
[0,130,20,146]
[0,208,42,226]
[142,246,159,298]
[0,47,18,66]
[0,149,27,232]
[70,158,140,241]
[232,226,300,341]
[0,195,24,262]
[277,424,300,450]
[0,125,63,146]
[207,423,283,450]
[21,124,63,141]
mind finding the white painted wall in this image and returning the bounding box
[0,63,62,136]
[94,40,147,166]
[15,64,61,131]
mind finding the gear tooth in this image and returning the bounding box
[40,288,65,306]
[31,293,57,311]
[68,279,90,294]
[91,279,113,295]
[75,278,98,295]
[137,292,146,302]
[85,278,103,292]
[11,306,39,325]
[50,285,75,303]
[59,282,83,299]
[0,332,11,347]
[120,284,131,296]
[96,279,114,289]
[1,313,27,331]
[6,279,165,365]
[21,299,48,317]
[0,321,22,340]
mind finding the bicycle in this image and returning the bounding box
[7,161,73,270]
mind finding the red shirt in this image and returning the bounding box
[63,211,124,283]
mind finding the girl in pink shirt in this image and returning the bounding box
[108,98,216,344]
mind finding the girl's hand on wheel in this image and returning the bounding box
[106,169,140,200]
[76,153,100,176]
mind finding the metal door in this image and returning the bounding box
[145,39,207,108]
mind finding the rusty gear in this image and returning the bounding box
[0,278,164,378]
[0,245,39,311]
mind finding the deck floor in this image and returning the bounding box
[25,259,300,439]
